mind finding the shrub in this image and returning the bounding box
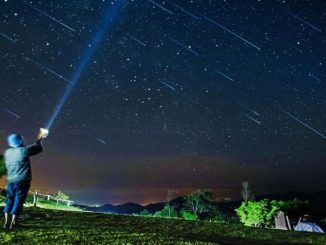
[236,199,269,227]
[154,205,178,218]
[55,191,69,200]
[208,208,227,224]
[182,211,198,221]
[235,199,307,227]
[139,209,151,216]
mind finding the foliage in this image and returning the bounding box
[55,191,70,200]
[236,199,269,227]
[207,207,227,224]
[182,211,198,221]
[154,204,178,218]
[235,199,307,227]
[139,209,151,216]
[0,155,7,179]
[0,208,324,244]
[183,189,215,217]
[271,198,308,212]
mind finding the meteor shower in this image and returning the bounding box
[0,0,325,244]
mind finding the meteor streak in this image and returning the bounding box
[45,0,127,130]
[291,45,303,53]
[128,34,147,47]
[238,102,260,117]
[159,80,176,91]
[168,37,199,56]
[95,137,106,144]
[287,11,322,32]
[82,129,106,144]
[280,109,326,140]
[309,73,321,82]
[3,108,20,119]
[242,113,262,125]
[216,70,234,81]
[203,15,261,51]
[0,32,17,43]
[173,4,199,20]
[149,0,173,15]
[26,2,76,32]
[26,57,72,85]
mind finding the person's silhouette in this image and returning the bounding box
[3,129,48,229]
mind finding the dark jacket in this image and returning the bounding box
[4,140,43,183]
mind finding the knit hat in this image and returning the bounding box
[7,134,24,147]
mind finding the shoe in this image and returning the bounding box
[9,222,21,229]
[3,223,9,229]
[9,224,15,229]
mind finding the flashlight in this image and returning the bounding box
[38,128,49,140]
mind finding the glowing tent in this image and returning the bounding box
[294,222,324,233]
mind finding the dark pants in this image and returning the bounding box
[4,181,31,215]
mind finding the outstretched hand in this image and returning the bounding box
[38,128,49,140]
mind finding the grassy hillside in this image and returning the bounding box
[0,207,325,244]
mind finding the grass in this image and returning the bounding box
[0,207,325,244]
[25,198,82,212]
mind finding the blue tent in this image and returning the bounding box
[294,222,324,233]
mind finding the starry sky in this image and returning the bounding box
[0,0,325,205]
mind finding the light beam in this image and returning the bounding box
[45,0,127,130]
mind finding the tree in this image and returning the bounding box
[235,199,307,228]
[165,189,178,217]
[241,181,253,202]
[154,204,178,218]
[55,191,69,200]
[236,199,269,227]
[183,189,214,216]
[0,155,7,179]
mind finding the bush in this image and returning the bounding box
[236,199,269,227]
[235,199,307,228]
[208,208,227,224]
[139,209,151,216]
[182,211,198,221]
[55,191,69,200]
[154,205,178,218]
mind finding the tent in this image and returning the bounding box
[294,222,324,233]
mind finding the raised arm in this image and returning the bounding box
[26,140,43,156]
[26,128,49,156]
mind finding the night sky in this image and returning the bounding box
[0,0,325,205]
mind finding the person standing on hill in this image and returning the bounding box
[3,128,48,229]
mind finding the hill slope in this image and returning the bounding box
[77,192,326,218]
[0,208,325,244]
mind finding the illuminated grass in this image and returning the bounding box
[0,208,325,244]
[24,199,82,212]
